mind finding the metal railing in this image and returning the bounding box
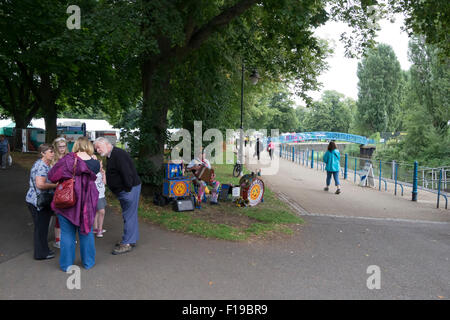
[278,144,448,209]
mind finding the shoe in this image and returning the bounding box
[112,243,134,255]
[37,253,55,260]
[115,241,136,248]
[53,241,60,248]
[93,229,99,234]
[96,232,103,238]
[324,187,329,191]
[335,189,341,194]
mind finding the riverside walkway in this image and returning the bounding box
[245,146,450,223]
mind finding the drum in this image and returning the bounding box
[239,174,264,206]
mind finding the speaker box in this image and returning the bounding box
[173,197,195,212]
[219,184,232,201]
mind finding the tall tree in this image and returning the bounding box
[408,36,449,134]
[303,90,353,132]
[356,43,404,135]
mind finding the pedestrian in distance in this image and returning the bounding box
[25,143,58,260]
[254,137,261,161]
[48,137,99,272]
[323,141,341,194]
[0,134,10,169]
[94,137,141,255]
[267,139,275,160]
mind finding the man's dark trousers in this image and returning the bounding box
[117,184,141,245]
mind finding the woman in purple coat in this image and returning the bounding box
[48,137,99,272]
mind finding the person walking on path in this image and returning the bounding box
[323,141,341,194]
[25,144,58,260]
[51,137,69,249]
[254,138,261,161]
[0,134,10,169]
[267,139,275,160]
[93,137,141,255]
[48,137,99,272]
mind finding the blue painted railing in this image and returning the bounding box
[272,131,375,145]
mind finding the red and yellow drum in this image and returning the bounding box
[239,174,264,206]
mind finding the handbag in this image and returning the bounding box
[37,192,53,209]
[31,175,53,209]
[53,157,77,209]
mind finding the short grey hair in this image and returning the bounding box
[93,137,112,146]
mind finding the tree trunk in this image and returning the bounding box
[138,60,171,186]
[38,74,58,143]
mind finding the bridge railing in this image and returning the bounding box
[278,144,448,209]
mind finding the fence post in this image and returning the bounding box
[437,169,442,208]
[292,146,294,162]
[412,161,418,202]
[354,158,357,183]
[394,162,398,196]
[392,160,396,180]
[311,149,314,169]
[344,154,348,179]
[379,160,382,191]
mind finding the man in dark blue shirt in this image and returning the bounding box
[94,137,141,255]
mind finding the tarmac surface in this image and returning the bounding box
[0,151,449,300]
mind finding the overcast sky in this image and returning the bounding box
[294,13,411,106]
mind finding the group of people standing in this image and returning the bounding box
[25,136,141,272]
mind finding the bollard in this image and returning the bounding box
[344,154,348,179]
[412,161,418,201]
[311,150,314,169]
[354,158,357,183]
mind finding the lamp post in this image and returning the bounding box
[239,62,259,176]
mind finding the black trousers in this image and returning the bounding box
[27,203,53,259]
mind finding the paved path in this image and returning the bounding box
[245,148,450,223]
[0,157,449,300]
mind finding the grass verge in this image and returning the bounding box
[13,151,303,241]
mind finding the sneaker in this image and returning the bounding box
[112,243,134,255]
[96,232,103,238]
[115,241,136,248]
[324,187,329,191]
[335,189,341,194]
[53,241,60,248]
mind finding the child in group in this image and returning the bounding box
[93,155,107,237]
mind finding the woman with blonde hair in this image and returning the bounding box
[51,137,69,248]
[48,136,99,271]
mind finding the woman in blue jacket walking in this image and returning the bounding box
[323,141,341,194]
